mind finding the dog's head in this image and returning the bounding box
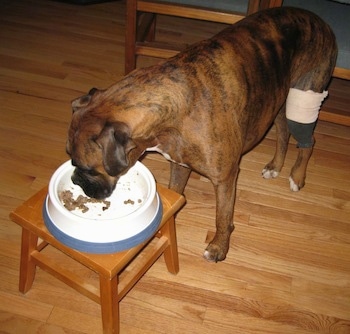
[66,88,144,199]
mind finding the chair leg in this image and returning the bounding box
[19,228,38,293]
[161,217,179,274]
[125,0,157,74]
[258,0,283,11]
[247,0,261,14]
[125,0,137,74]
[99,274,119,334]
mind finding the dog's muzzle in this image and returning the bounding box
[71,168,116,199]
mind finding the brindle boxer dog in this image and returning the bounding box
[66,7,337,262]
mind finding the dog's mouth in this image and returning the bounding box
[71,168,116,199]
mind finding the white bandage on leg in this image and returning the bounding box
[286,88,328,124]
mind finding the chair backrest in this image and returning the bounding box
[125,0,273,73]
[136,0,255,23]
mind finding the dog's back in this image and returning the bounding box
[168,7,336,123]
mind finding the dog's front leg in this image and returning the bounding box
[204,167,239,262]
[169,162,191,194]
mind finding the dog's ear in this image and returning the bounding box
[96,122,136,176]
[71,88,98,112]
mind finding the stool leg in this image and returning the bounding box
[19,228,38,293]
[99,275,119,334]
[162,217,179,274]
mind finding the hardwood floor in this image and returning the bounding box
[0,1,349,333]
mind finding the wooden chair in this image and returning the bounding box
[125,0,279,74]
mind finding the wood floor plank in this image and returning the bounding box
[0,291,53,322]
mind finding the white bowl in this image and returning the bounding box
[43,160,162,253]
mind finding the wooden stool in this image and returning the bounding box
[10,184,185,334]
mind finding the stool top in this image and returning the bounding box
[10,184,185,276]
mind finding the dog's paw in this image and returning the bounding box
[289,176,300,192]
[262,167,279,179]
[203,244,227,263]
[203,250,217,262]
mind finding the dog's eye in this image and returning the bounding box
[90,136,102,149]
[72,162,96,174]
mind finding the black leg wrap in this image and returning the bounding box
[287,119,316,148]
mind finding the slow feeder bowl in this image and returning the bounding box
[43,160,162,253]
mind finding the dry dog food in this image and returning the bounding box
[59,190,111,213]
[123,199,142,205]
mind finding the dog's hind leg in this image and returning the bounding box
[286,78,331,191]
[289,144,314,191]
[262,104,290,179]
